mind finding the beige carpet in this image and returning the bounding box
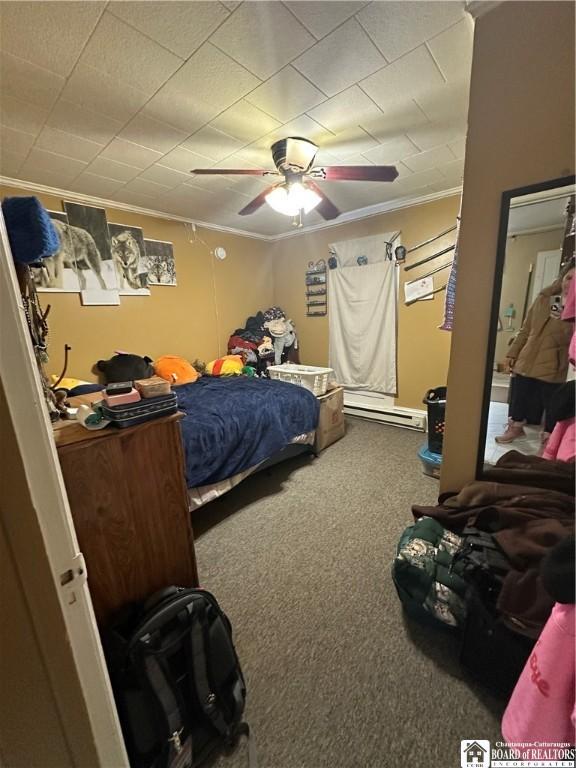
[192,417,503,768]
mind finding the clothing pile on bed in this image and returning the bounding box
[227,306,299,376]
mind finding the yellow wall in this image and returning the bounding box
[272,194,460,409]
[0,184,273,381]
[441,1,575,491]
[494,228,563,364]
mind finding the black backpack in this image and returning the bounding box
[104,587,255,768]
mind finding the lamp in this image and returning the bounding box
[265,182,321,216]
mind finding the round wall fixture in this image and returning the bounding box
[214,246,227,260]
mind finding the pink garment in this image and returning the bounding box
[562,277,576,321]
[502,603,576,747]
[543,417,576,461]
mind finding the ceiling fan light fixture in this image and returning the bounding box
[265,182,321,216]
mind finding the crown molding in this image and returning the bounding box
[465,1,502,20]
[0,176,462,244]
[508,223,564,238]
[269,186,463,241]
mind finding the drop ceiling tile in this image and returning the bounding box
[285,2,366,40]
[111,188,158,209]
[100,139,163,170]
[0,149,25,177]
[437,158,465,184]
[187,173,240,192]
[245,67,325,124]
[183,126,246,162]
[0,1,106,76]
[363,135,419,164]
[322,127,379,159]
[293,20,386,97]
[165,43,261,112]
[357,1,464,63]
[308,86,382,134]
[220,1,240,9]
[0,125,35,157]
[427,18,473,84]
[0,52,64,110]
[61,63,151,123]
[407,121,465,152]
[160,146,214,173]
[144,89,219,135]
[123,177,172,197]
[68,172,124,198]
[108,1,229,60]
[119,114,189,155]
[448,136,466,159]
[264,115,334,148]
[392,166,444,193]
[209,101,281,144]
[81,12,183,95]
[361,46,446,109]
[0,96,49,135]
[17,166,76,189]
[232,144,273,170]
[138,164,191,189]
[210,2,314,80]
[415,81,469,124]
[20,148,87,183]
[86,157,142,183]
[47,101,123,145]
[360,100,429,143]
[402,144,455,172]
[35,126,104,163]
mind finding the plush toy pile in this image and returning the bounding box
[228,306,299,375]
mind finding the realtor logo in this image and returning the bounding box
[461,740,490,768]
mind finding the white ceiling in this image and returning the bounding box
[0,1,473,237]
[508,188,575,235]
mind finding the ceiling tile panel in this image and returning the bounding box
[20,148,87,183]
[160,146,214,173]
[138,165,191,189]
[210,2,315,80]
[363,135,418,165]
[0,125,36,158]
[448,136,466,160]
[144,89,220,135]
[263,115,334,148]
[407,120,465,152]
[68,172,124,198]
[308,86,383,134]
[183,125,246,162]
[415,81,469,125]
[110,188,158,209]
[99,139,163,169]
[357,1,464,63]
[360,100,429,143]
[17,166,78,189]
[119,114,189,155]
[427,18,473,84]
[437,158,465,184]
[402,144,455,172]
[86,157,142,183]
[285,2,366,40]
[0,149,25,177]
[47,101,123,145]
[392,166,444,193]
[0,52,64,110]
[35,126,104,163]
[123,177,172,197]
[293,20,386,97]
[108,1,230,60]
[81,12,183,95]
[61,64,151,123]
[209,100,281,144]
[0,1,106,76]
[322,127,379,159]
[245,67,325,123]
[361,46,446,109]
[0,96,49,135]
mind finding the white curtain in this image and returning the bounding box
[328,233,398,394]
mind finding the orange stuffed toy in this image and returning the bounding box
[205,355,244,376]
[154,355,199,385]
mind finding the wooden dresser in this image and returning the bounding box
[53,413,199,627]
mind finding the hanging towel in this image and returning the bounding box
[439,212,461,331]
[1,196,60,264]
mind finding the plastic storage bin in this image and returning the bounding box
[268,364,333,396]
[418,444,442,478]
[423,386,447,455]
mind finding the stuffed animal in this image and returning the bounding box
[262,307,298,365]
[96,353,154,384]
[154,355,199,385]
[205,355,245,376]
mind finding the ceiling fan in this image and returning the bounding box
[191,136,398,223]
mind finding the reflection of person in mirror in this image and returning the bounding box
[496,257,575,444]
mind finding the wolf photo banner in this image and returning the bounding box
[32,210,81,293]
[63,201,119,306]
[144,238,177,286]
[108,222,150,297]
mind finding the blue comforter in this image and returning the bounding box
[175,377,320,487]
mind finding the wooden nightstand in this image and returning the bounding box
[54,413,198,627]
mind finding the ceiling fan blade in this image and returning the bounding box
[311,165,399,182]
[305,181,340,220]
[238,186,276,216]
[191,168,279,176]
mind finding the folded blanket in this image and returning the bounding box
[2,196,60,263]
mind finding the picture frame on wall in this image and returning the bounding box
[63,201,120,306]
[145,238,177,286]
[108,223,150,296]
[31,210,81,293]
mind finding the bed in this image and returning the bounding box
[174,377,320,509]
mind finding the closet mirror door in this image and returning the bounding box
[477,176,575,479]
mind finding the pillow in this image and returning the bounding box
[96,353,154,384]
[154,355,199,385]
[205,355,244,376]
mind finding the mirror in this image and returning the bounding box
[478,175,575,477]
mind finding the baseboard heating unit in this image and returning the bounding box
[343,392,427,431]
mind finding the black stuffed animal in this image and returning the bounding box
[96,353,154,384]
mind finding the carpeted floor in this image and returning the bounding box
[193,417,504,768]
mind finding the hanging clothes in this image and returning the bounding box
[328,233,398,394]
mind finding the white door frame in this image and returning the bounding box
[0,211,128,766]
